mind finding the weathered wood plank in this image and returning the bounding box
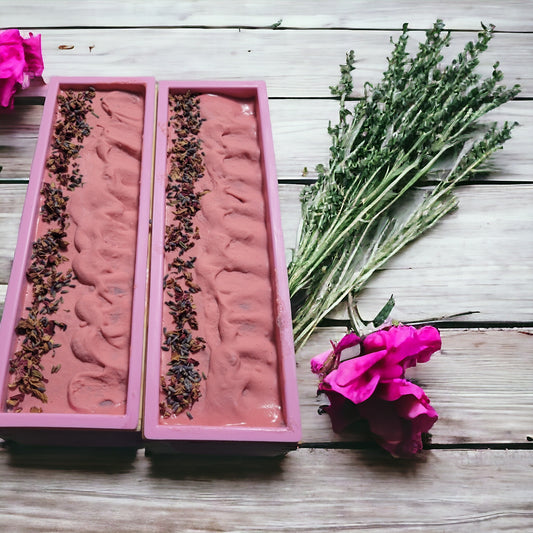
[5,28,532,98]
[0,105,43,181]
[0,285,6,319]
[2,272,532,444]
[0,447,532,531]
[1,182,532,324]
[2,100,530,182]
[297,327,533,444]
[4,0,533,31]
[0,310,530,445]
[0,184,25,287]
[280,183,533,324]
[271,99,533,183]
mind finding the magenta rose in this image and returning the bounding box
[0,29,44,109]
[312,325,441,405]
[311,325,441,457]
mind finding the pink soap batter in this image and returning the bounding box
[161,93,284,428]
[9,89,144,414]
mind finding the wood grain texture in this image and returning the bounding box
[281,183,533,324]
[297,327,533,444]
[4,0,533,31]
[2,100,531,182]
[4,28,531,98]
[0,447,532,532]
[0,183,25,287]
[271,99,533,183]
[0,285,6,318]
[0,104,43,181]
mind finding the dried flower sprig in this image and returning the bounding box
[7,89,94,410]
[288,20,521,350]
[160,92,207,419]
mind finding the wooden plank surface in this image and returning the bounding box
[283,182,533,324]
[0,104,43,181]
[4,0,533,31]
[0,447,532,532]
[2,29,530,98]
[2,100,532,182]
[0,183,25,288]
[280,183,533,324]
[270,99,533,183]
[0,285,5,319]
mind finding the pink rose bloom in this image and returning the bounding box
[311,325,441,456]
[312,325,440,405]
[0,29,44,109]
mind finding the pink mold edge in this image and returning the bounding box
[0,77,156,446]
[143,81,302,455]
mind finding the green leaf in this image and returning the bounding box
[372,294,395,327]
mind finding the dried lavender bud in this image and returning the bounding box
[7,88,95,410]
[160,92,208,418]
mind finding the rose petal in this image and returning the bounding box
[22,32,44,77]
[358,379,438,457]
[0,77,19,108]
[364,324,441,370]
[310,325,441,456]
[0,30,24,80]
[310,349,332,375]
[322,362,381,405]
[322,326,440,398]
[0,28,23,46]
[318,389,361,433]
[333,332,361,354]
[334,349,386,386]
[412,325,442,363]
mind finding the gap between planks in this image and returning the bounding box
[3,0,533,32]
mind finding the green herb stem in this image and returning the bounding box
[288,20,520,350]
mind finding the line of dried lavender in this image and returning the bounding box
[7,89,94,412]
[160,92,207,419]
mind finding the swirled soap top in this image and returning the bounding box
[6,88,145,415]
[159,92,283,428]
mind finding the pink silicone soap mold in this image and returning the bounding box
[0,77,155,446]
[143,81,301,455]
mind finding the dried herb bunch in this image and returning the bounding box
[160,92,208,419]
[288,21,521,350]
[7,89,95,411]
